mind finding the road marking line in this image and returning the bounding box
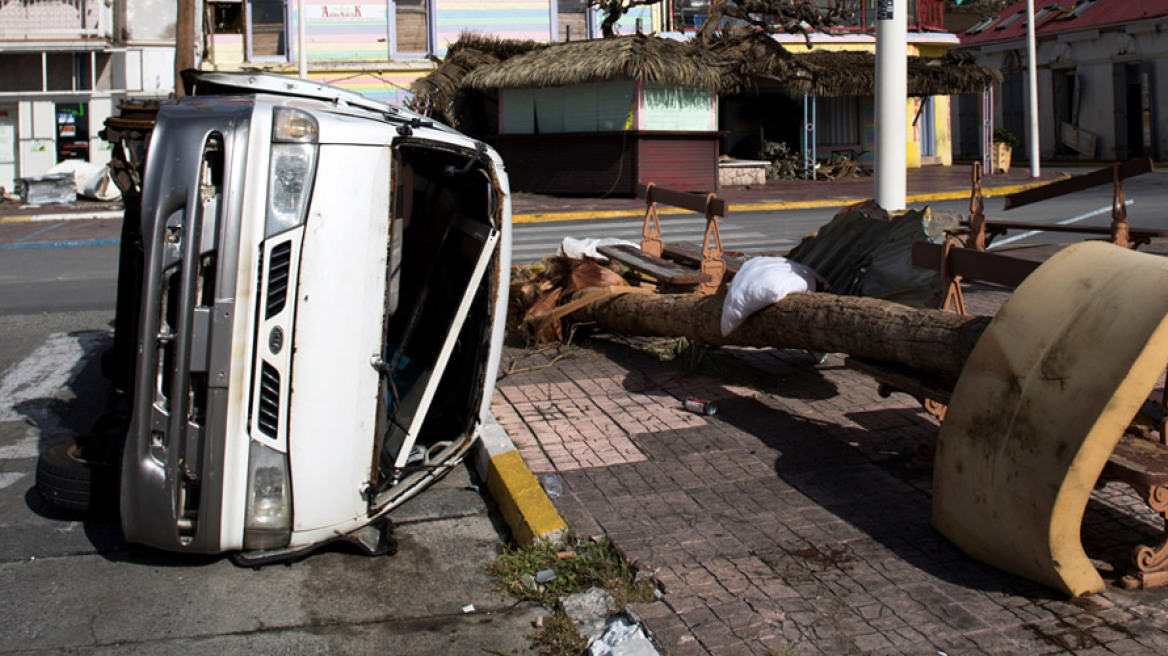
[0,333,90,423]
[0,428,41,460]
[988,199,1135,249]
[0,472,26,490]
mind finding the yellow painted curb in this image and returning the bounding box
[486,450,567,546]
[510,173,1070,224]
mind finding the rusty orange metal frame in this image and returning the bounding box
[961,159,1161,251]
[636,183,730,295]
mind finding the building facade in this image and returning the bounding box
[199,0,657,104]
[955,0,1168,162]
[0,0,176,190]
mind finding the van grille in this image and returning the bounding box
[265,242,292,319]
[257,362,280,438]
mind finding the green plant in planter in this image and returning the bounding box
[993,128,1019,149]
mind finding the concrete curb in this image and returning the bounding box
[473,417,567,546]
[512,173,1070,224]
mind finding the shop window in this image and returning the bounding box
[213,1,244,34]
[56,102,89,162]
[557,0,590,41]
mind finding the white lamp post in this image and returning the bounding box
[875,0,907,211]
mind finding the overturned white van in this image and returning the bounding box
[39,71,512,561]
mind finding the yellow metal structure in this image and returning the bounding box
[932,242,1168,597]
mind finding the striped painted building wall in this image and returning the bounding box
[435,0,552,51]
[316,70,427,104]
[298,1,390,61]
[201,0,671,105]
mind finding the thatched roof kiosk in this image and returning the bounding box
[435,34,733,196]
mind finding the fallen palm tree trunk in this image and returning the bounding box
[561,287,991,380]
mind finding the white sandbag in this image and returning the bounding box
[46,160,121,201]
[721,256,823,336]
[559,237,639,260]
[81,166,120,201]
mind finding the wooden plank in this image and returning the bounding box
[636,183,728,217]
[1002,158,1154,210]
[1103,434,1168,488]
[661,241,744,275]
[912,241,1041,288]
[597,244,711,285]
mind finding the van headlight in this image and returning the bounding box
[266,107,318,237]
[243,440,292,550]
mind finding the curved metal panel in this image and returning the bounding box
[933,242,1168,596]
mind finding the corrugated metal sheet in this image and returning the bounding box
[637,137,718,193]
[492,132,720,195]
[960,0,1168,46]
[492,133,637,194]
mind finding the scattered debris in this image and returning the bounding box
[542,474,564,500]
[560,237,639,261]
[589,616,659,656]
[682,397,718,416]
[489,536,659,655]
[461,604,476,614]
[561,587,617,643]
[535,568,557,584]
[17,173,75,204]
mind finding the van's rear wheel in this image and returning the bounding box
[36,439,117,513]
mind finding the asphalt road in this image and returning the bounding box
[0,244,541,654]
[511,169,1168,262]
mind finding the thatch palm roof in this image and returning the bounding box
[779,49,1001,97]
[461,33,733,92]
[412,33,1001,130]
[410,34,546,118]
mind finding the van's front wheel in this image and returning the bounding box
[36,439,117,513]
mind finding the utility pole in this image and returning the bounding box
[875,0,907,211]
[298,0,308,78]
[175,0,196,97]
[1026,0,1041,177]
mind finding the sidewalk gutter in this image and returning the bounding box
[512,174,1069,224]
[473,417,567,546]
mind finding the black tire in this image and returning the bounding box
[36,439,117,513]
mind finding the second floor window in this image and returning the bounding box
[249,0,288,59]
[394,0,429,55]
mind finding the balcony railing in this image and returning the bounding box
[672,0,946,34]
[827,0,947,32]
[0,0,112,41]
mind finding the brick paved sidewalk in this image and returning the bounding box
[492,283,1168,655]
